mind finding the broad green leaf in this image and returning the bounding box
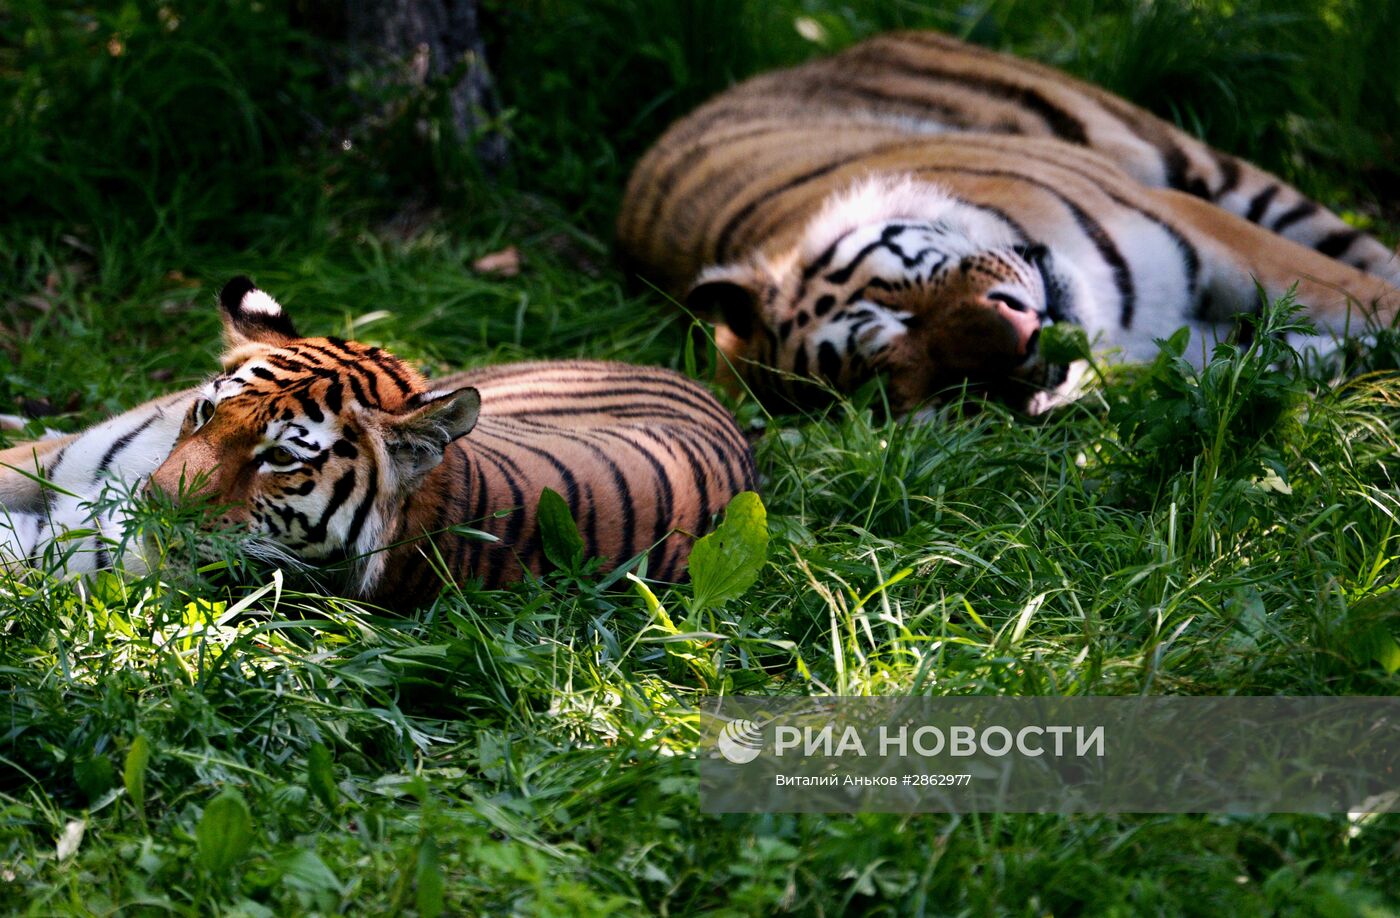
[537,487,584,570]
[278,849,344,895]
[689,491,768,609]
[307,743,338,810]
[123,735,151,824]
[1039,322,1091,365]
[198,789,254,873]
[1344,591,1400,673]
[1372,633,1400,674]
[416,835,445,918]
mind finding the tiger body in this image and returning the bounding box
[619,31,1400,412]
[354,358,757,602]
[0,391,192,576]
[0,280,756,607]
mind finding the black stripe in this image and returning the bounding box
[499,405,749,466]
[1159,142,1191,192]
[823,224,910,285]
[1215,155,1242,197]
[515,420,637,567]
[990,154,1198,297]
[1270,201,1319,234]
[474,424,584,567]
[345,372,371,410]
[791,343,809,378]
[870,55,1089,144]
[343,455,379,550]
[291,388,325,424]
[96,415,157,477]
[803,232,856,282]
[589,427,675,572]
[713,144,920,260]
[1316,229,1362,259]
[305,469,356,543]
[364,348,413,394]
[663,437,712,581]
[1245,185,1279,224]
[323,381,344,415]
[963,201,1031,243]
[462,447,523,590]
[637,121,814,242]
[483,382,747,451]
[817,341,843,381]
[297,342,389,408]
[473,442,532,548]
[47,446,70,480]
[447,451,484,586]
[265,355,320,376]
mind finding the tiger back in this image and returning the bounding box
[364,358,758,601]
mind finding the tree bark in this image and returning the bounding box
[301,0,507,171]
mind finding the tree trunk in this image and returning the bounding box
[301,0,508,171]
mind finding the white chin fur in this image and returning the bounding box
[1025,359,1091,416]
[240,289,283,316]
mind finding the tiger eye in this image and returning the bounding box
[191,398,215,429]
[264,446,298,466]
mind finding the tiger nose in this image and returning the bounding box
[991,295,1042,358]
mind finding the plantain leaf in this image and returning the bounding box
[689,491,768,610]
[537,487,584,571]
[123,735,151,824]
[307,743,338,811]
[197,789,254,874]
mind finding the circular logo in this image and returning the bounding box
[716,718,764,765]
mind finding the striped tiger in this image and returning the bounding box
[619,30,1400,413]
[0,278,757,607]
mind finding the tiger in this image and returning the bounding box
[0,277,757,607]
[618,30,1400,414]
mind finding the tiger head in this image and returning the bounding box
[686,176,1088,414]
[147,277,480,595]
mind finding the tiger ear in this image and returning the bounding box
[219,276,300,349]
[685,265,768,340]
[382,387,481,484]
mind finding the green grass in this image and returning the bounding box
[4,0,1400,914]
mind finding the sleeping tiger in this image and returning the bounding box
[618,30,1400,413]
[0,277,757,607]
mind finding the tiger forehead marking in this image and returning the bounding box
[214,338,417,416]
